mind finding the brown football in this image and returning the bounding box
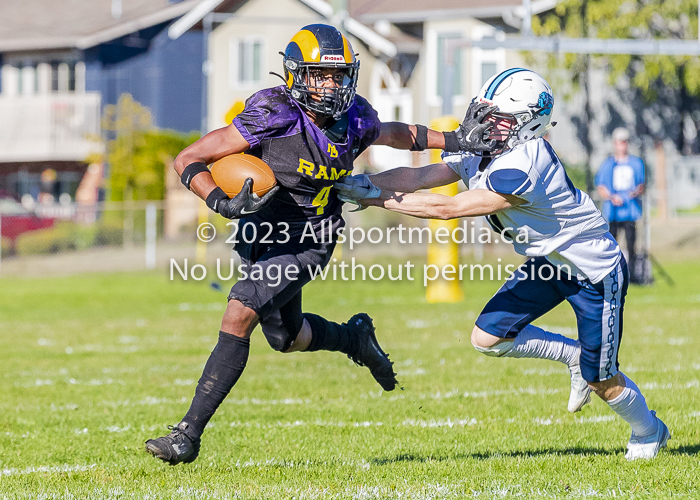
[210,154,277,197]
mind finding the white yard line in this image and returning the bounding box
[1,464,97,477]
[3,481,683,499]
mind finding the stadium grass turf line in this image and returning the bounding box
[0,259,699,498]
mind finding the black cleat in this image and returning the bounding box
[145,421,200,465]
[346,313,398,391]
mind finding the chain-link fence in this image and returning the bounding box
[2,193,699,278]
[0,198,504,275]
[0,200,203,274]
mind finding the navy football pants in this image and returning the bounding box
[475,256,628,383]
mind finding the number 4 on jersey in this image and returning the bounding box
[312,186,332,215]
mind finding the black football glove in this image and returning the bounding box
[207,178,279,220]
[454,101,500,153]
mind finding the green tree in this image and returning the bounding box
[596,0,700,154]
[530,0,700,163]
[101,94,153,202]
[88,94,199,246]
[98,93,199,202]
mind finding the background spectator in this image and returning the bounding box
[595,127,645,282]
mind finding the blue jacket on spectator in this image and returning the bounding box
[595,155,645,222]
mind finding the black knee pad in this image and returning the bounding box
[261,324,293,352]
[260,311,303,352]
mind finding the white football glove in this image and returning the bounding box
[334,174,381,201]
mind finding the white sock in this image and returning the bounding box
[607,373,656,436]
[498,325,580,366]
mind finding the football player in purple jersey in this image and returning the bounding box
[145,23,474,465]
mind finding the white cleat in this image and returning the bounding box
[567,362,591,413]
[625,411,670,461]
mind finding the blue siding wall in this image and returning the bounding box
[84,23,203,134]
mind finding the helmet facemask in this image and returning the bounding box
[483,102,553,151]
[284,59,359,119]
[482,110,516,152]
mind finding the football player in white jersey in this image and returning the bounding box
[335,68,669,460]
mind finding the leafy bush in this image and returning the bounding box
[16,222,95,256]
[15,219,126,256]
[16,226,68,255]
[94,221,123,246]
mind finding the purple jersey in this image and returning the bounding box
[232,86,381,229]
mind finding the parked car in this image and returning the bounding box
[0,195,57,244]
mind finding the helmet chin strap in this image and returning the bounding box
[269,71,288,87]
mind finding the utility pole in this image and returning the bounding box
[522,0,532,36]
[581,0,595,193]
[201,14,212,136]
[330,0,347,14]
[331,0,348,26]
[196,13,214,266]
[655,140,668,221]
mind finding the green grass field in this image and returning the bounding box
[1,259,699,499]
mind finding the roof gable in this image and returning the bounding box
[168,0,397,57]
[348,0,552,23]
[0,0,199,51]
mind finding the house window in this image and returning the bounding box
[436,34,462,100]
[229,37,264,87]
[470,28,506,98]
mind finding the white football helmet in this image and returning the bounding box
[475,68,554,149]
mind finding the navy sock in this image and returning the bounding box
[182,331,249,439]
[304,313,357,355]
